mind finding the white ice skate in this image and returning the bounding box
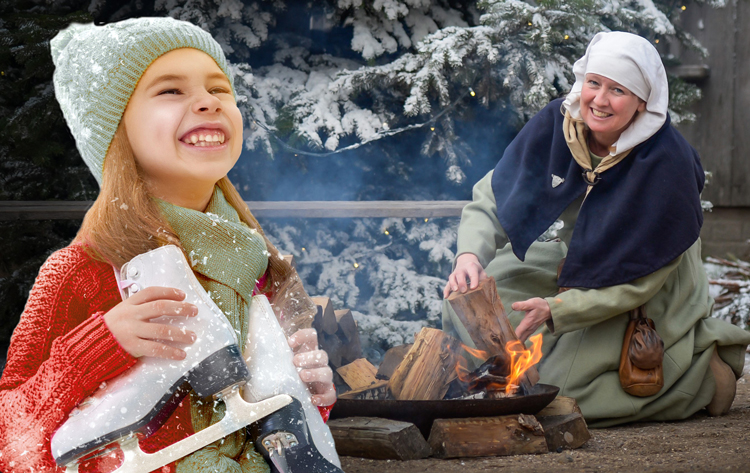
[243,295,343,473]
[50,245,292,472]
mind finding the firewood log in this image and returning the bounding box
[538,413,590,451]
[311,296,339,335]
[337,358,379,391]
[536,396,582,417]
[335,309,362,363]
[328,417,431,460]
[387,328,461,400]
[376,344,413,380]
[446,277,539,389]
[428,415,548,458]
[338,380,388,400]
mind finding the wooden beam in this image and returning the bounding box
[328,417,432,460]
[0,200,470,221]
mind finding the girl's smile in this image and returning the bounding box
[123,48,243,211]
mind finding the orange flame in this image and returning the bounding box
[504,333,544,394]
[454,334,543,396]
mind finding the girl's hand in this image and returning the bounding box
[288,328,336,406]
[443,253,488,298]
[103,286,198,360]
[512,298,551,342]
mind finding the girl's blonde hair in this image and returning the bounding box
[74,123,292,289]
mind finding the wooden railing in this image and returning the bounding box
[0,200,470,220]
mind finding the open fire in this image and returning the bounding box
[452,333,543,399]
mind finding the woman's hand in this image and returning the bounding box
[512,298,552,342]
[443,253,488,298]
[103,286,198,360]
[288,328,336,406]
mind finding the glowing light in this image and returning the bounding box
[469,88,476,97]
[681,5,686,9]
[302,247,306,251]
[353,262,359,269]
[430,127,435,131]
[655,39,660,43]
[564,34,569,40]
[424,218,429,222]
[384,230,390,235]
[527,21,532,26]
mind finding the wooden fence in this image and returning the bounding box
[672,0,750,206]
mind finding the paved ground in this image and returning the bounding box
[340,373,750,473]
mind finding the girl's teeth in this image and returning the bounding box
[184,131,225,145]
[190,135,198,144]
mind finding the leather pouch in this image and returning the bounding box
[619,305,665,396]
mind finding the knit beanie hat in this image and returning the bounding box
[51,17,235,186]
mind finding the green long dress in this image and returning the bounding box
[442,170,750,427]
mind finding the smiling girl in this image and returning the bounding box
[0,17,338,472]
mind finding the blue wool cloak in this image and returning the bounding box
[491,98,704,288]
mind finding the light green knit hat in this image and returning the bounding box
[51,17,235,186]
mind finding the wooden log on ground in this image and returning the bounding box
[376,344,413,380]
[536,396,582,417]
[538,413,590,451]
[388,328,461,400]
[338,380,388,400]
[337,358,379,391]
[428,414,548,458]
[311,297,339,335]
[446,277,539,388]
[328,417,432,460]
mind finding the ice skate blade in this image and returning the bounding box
[64,392,292,473]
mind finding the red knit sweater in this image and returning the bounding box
[0,244,331,472]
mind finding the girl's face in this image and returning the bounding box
[123,48,242,204]
[580,73,646,145]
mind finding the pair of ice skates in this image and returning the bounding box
[51,246,342,473]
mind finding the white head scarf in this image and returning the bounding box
[562,31,669,155]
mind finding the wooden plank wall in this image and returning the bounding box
[672,0,750,206]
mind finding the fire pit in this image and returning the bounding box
[329,382,559,437]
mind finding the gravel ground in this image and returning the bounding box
[340,373,750,473]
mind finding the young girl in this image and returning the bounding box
[0,17,336,472]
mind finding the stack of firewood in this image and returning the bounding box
[324,278,591,460]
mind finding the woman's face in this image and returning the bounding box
[580,73,646,145]
[123,48,242,201]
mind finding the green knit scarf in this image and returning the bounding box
[157,186,270,473]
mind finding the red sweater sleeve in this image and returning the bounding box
[0,245,137,472]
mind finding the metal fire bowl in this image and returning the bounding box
[329,383,560,438]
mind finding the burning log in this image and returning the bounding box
[328,417,432,460]
[428,414,548,458]
[376,344,413,380]
[388,328,461,400]
[447,277,540,390]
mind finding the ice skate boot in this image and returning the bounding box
[243,295,342,473]
[51,245,291,472]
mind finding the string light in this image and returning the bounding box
[384,230,389,235]
[430,127,435,131]
[469,87,476,97]
[353,262,360,269]
[424,218,429,222]
[527,21,532,26]
[681,5,686,10]
[302,247,306,251]
[564,34,569,40]
[655,39,660,43]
